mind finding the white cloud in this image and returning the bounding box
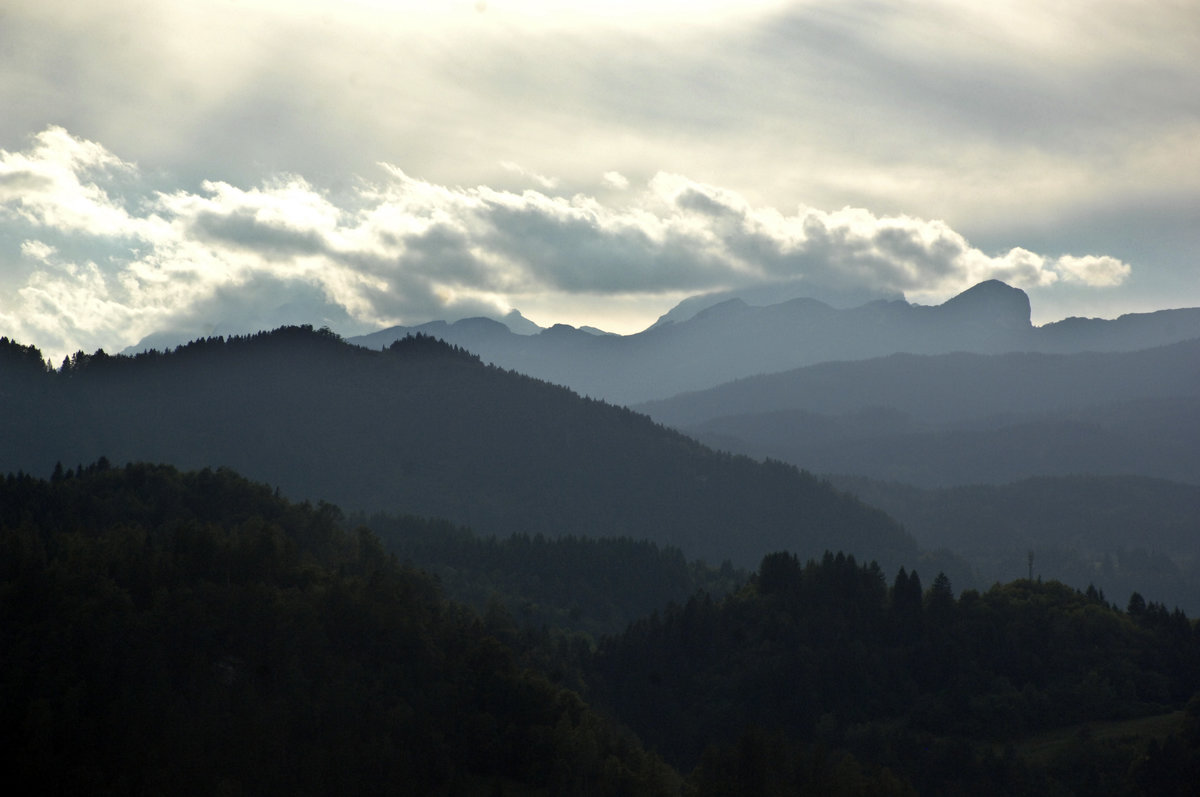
[0,127,1137,363]
[0,126,146,238]
[602,171,630,190]
[19,239,57,262]
[1053,255,1132,287]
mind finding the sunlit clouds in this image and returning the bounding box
[2,0,1198,359]
[1,127,1137,363]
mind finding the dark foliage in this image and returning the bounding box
[361,511,744,638]
[588,551,1200,792]
[0,463,680,796]
[5,462,1200,795]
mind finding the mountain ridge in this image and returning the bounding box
[346,281,1200,404]
[0,326,919,570]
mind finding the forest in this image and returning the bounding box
[0,328,921,572]
[3,462,1200,795]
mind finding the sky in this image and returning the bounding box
[1,0,1197,363]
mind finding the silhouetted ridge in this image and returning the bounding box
[346,280,1200,404]
[0,326,918,569]
[386,331,481,361]
[938,279,1032,329]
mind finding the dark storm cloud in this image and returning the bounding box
[0,170,54,194]
[476,198,729,294]
[190,208,329,261]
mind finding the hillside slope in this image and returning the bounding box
[0,328,916,569]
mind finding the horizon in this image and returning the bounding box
[3,1,1198,363]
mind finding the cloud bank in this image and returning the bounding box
[2,127,1132,362]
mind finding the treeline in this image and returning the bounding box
[0,462,679,796]
[360,512,743,638]
[6,461,1200,795]
[831,473,1200,614]
[587,551,1200,793]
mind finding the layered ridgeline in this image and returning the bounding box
[347,280,1200,405]
[0,328,916,570]
[636,338,1200,486]
[632,340,1200,612]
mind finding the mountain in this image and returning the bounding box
[633,341,1200,610]
[634,340,1200,486]
[348,281,1200,405]
[120,308,547,356]
[0,327,917,570]
[670,397,1200,487]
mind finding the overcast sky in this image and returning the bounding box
[2,0,1197,362]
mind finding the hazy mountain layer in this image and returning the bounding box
[0,328,916,570]
[349,281,1200,405]
[635,340,1200,484]
[674,397,1200,487]
[828,473,1200,614]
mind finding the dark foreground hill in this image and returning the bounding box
[6,463,1200,795]
[0,462,680,795]
[0,328,916,569]
[588,551,1200,794]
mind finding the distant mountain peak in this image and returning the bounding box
[451,316,511,334]
[502,309,543,335]
[691,297,749,321]
[939,280,1031,328]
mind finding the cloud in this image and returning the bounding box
[602,171,630,190]
[0,126,145,237]
[1,127,1134,362]
[1053,255,1132,287]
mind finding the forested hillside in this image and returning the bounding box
[0,327,917,570]
[362,512,744,638]
[4,462,1199,795]
[0,462,678,795]
[587,552,1200,795]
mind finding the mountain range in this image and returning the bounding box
[348,280,1200,404]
